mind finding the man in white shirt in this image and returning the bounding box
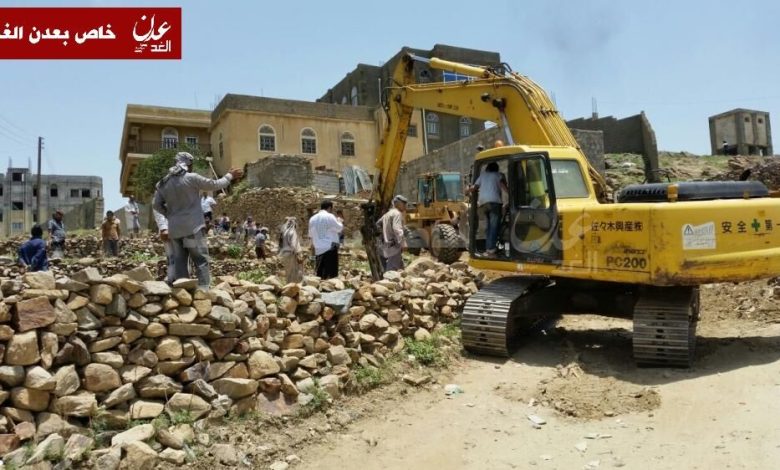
[201,193,217,231]
[127,196,140,239]
[468,161,508,255]
[308,200,343,279]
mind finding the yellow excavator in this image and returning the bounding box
[361,52,780,367]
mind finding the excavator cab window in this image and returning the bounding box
[506,153,561,263]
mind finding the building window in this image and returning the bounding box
[32,186,38,197]
[426,113,440,137]
[161,127,179,149]
[49,185,58,197]
[341,96,348,105]
[185,136,198,148]
[219,133,224,159]
[744,117,750,123]
[11,201,23,210]
[758,118,764,124]
[11,222,22,231]
[32,210,37,223]
[350,86,358,106]
[81,189,91,198]
[340,132,355,157]
[258,125,276,152]
[459,117,472,138]
[0,184,3,196]
[11,172,22,182]
[408,124,418,137]
[301,128,317,154]
[443,70,472,82]
[70,189,79,198]
[0,211,3,222]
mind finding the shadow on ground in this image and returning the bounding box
[463,319,780,386]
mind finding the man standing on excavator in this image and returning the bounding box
[468,161,508,256]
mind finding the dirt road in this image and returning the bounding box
[298,308,780,469]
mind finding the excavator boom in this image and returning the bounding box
[362,52,606,279]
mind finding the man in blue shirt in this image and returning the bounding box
[18,224,48,272]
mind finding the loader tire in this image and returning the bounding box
[431,224,461,265]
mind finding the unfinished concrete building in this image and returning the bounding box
[319,44,502,154]
[566,112,660,182]
[709,109,772,156]
[0,166,103,237]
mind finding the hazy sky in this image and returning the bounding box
[1,0,778,213]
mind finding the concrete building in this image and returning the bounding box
[209,94,388,176]
[0,166,103,237]
[566,112,660,182]
[709,108,772,156]
[319,44,502,155]
[118,104,211,197]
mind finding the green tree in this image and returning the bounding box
[130,147,210,202]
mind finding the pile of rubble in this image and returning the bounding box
[0,257,480,467]
[0,236,166,263]
[710,156,780,189]
[215,187,366,239]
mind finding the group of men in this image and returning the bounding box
[18,150,414,288]
[17,209,67,272]
[306,194,410,278]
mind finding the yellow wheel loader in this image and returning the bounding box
[404,171,468,264]
[361,52,780,367]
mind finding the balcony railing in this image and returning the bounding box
[127,140,212,156]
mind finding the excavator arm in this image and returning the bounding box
[362,53,608,279]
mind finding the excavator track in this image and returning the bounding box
[632,287,699,367]
[461,276,547,356]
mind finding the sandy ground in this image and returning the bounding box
[293,284,780,470]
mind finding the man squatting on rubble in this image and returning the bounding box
[18,224,48,272]
[309,200,343,279]
[153,152,243,290]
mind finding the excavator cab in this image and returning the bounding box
[470,151,561,263]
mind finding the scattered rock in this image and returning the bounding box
[111,423,155,447]
[60,434,95,463]
[165,393,211,420]
[159,447,186,464]
[211,443,239,465]
[402,374,431,386]
[120,440,158,470]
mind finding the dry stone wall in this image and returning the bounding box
[0,258,481,465]
[215,187,366,239]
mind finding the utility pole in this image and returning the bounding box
[36,136,43,223]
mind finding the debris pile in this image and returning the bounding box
[710,156,780,189]
[215,187,366,239]
[0,257,480,467]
